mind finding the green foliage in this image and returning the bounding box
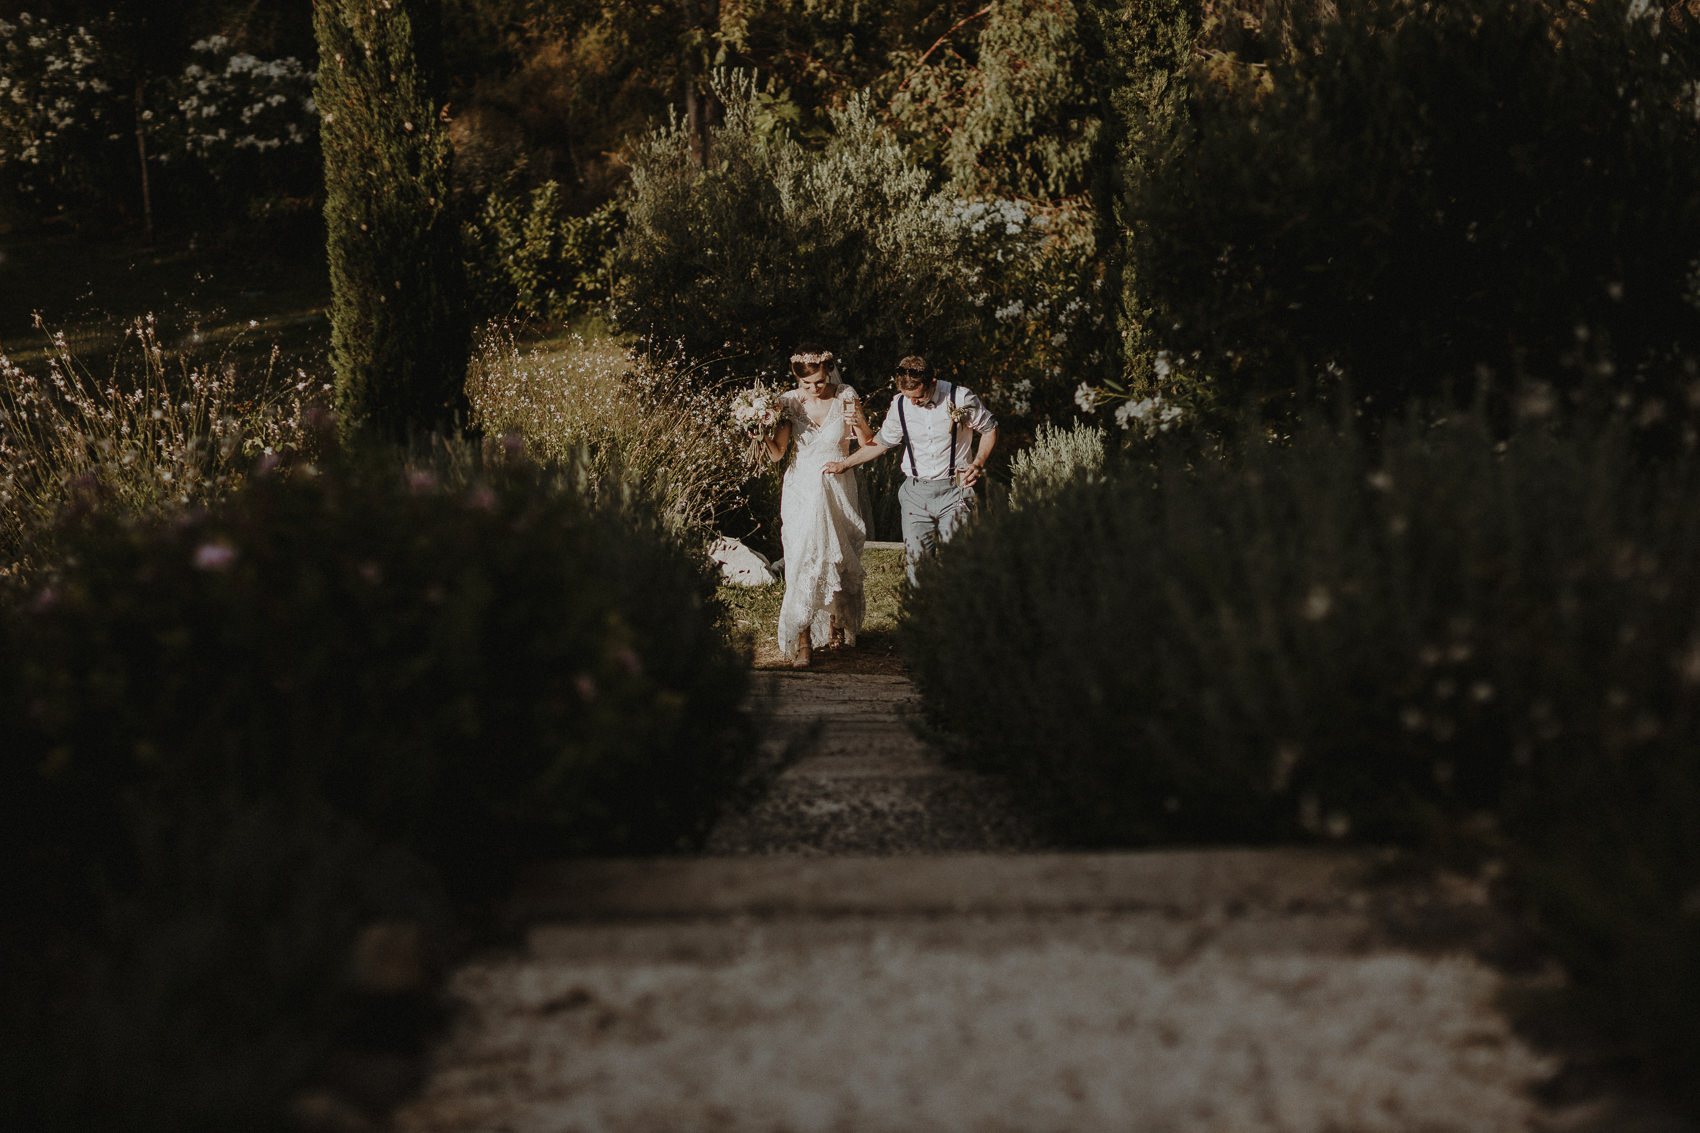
[1006,420,1106,511]
[902,401,1700,1102]
[612,71,1105,429]
[316,0,470,443]
[464,179,622,322]
[886,0,1099,201]
[612,70,973,381]
[1126,0,1700,417]
[0,797,447,1133]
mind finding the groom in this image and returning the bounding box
[822,355,998,585]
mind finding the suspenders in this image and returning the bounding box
[895,383,958,481]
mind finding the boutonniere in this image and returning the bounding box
[946,401,970,427]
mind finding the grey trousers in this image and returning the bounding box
[898,476,976,586]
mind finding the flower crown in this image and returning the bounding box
[790,350,834,365]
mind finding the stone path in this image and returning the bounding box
[391,672,1688,1133]
[704,672,1044,855]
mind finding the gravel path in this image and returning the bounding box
[390,670,1687,1133]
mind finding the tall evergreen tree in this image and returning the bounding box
[1079,0,1197,385]
[316,0,468,443]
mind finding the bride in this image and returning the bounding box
[761,343,875,668]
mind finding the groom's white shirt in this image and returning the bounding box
[874,381,997,481]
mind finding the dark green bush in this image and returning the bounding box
[903,404,1700,1099]
[1125,0,1700,418]
[464,178,622,323]
[7,448,751,876]
[0,446,754,1129]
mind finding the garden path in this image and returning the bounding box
[391,661,1686,1132]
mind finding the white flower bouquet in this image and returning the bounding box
[730,381,785,464]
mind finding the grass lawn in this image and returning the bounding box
[0,230,332,380]
[718,545,908,673]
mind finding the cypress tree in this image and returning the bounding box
[315,0,468,443]
[1079,0,1198,385]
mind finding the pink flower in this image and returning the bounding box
[193,540,238,571]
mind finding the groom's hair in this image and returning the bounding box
[894,355,930,390]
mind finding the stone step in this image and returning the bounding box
[505,849,1364,923]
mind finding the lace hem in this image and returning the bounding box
[778,553,865,659]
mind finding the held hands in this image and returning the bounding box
[959,463,986,488]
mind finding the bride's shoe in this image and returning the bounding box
[827,616,845,650]
[792,631,812,669]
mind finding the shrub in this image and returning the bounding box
[902,401,1700,1101]
[463,179,622,323]
[316,0,470,442]
[0,12,126,220]
[613,70,973,380]
[1006,419,1106,511]
[0,442,755,1128]
[610,70,1106,426]
[5,446,752,877]
[1121,0,1700,419]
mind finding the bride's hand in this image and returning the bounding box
[822,460,844,476]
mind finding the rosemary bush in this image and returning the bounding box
[904,404,1700,1098]
[1006,420,1106,511]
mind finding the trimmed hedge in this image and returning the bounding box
[903,408,1700,1101]
[0,448,754,1129]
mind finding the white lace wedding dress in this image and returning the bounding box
[777,386,867,661]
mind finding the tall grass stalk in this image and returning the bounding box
[467,323,747,535]
[0,315,318,573]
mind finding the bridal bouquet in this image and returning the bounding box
[730,381,785,465]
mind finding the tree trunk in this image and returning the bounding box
[134,82,154,243]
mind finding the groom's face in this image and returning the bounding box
[899,379,935,405]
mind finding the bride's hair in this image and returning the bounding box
[790,341,838,381]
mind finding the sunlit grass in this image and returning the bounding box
[468,323,749,535]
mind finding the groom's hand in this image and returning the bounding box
[822,461,844,476]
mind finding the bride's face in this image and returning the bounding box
[795,366,832,398]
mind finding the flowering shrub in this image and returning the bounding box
[951,196,1107,422]
[0,15,319,227]
[0,316,319,579]
[166,37,315,156]
[903,401,1700,1104]
[0,12,120,212]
